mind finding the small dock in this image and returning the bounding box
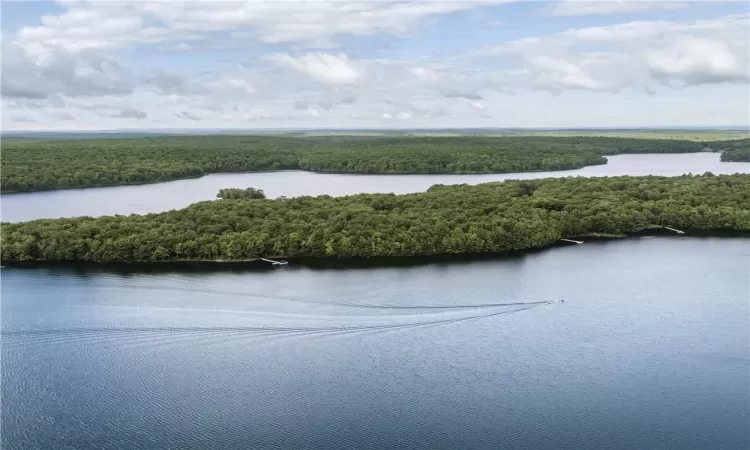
[560,239,584,244]
[260,258,289,266]
[664,226,685,234]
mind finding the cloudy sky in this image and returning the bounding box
[2,0,749,130]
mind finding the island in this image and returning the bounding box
[2,174,748,263]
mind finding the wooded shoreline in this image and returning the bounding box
[3,230,748,271]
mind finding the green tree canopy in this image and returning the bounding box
[1,135,710,193]
[3,174,748,262]
[217,187,266,200]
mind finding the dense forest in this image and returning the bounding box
[1,135,707,193]
[722,148,750,162]
[217,187,267,199]
[3,174,748,262]
[713,139,750,162]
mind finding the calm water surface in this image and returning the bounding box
[3,153,749,222]
[2,237,749,449]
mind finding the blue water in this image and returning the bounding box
[3,237,748,449]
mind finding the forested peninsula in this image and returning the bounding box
[1,135,707,193]
[3,174,748,263]
[713,139,750,162]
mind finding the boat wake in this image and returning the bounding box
[2,300,557,346]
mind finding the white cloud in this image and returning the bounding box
[273,53,362,85]
[146,67,259,101]
[145,1,515,44]
[478,13,750,90]
[18,4,177,54]
[525,55,623,92]
[409,67,440,83]
[15,1,515,53]
[1,42,134,99]
[468,100,485,110]
[2,2,748,130]
[221,77,256,95]
[549,0,690,17]
[2,0,509,112]
[642,36,750,85]
[562,12,749,42]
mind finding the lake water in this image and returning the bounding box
[3,151,750,448]
[2,237,748,449]
[3,152,750,223]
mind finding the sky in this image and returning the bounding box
[2,0,749,130]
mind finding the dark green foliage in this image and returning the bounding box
[1,135,704,193]
[713,139,750,162]
[217,188,266,200]
[722,149,750,162]
[3,174,748,262]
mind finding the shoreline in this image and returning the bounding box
[3,229,747,272]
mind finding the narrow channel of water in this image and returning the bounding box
[3,153,749,222]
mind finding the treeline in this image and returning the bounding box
[2,174,748,262]
[713,139,750,162]
[1,135,706,193]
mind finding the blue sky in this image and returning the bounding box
[2,0,749,130]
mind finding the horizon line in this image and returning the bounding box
[4,126,749,135]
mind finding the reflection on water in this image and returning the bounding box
[2,237,749,449]
[3,152,749,222]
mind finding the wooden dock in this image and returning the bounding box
[260,258,289,266]
[560,239,584,244]
[664,226,685,234]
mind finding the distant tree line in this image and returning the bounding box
[2,174,748,262]
[1,135,709,193]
